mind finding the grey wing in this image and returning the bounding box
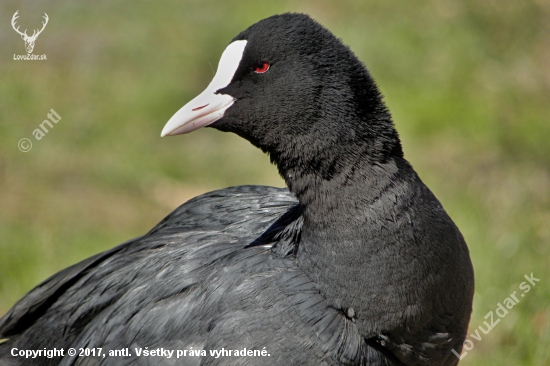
[1,186,396,366]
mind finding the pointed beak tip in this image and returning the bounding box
[159,40,246,140]
[160,128,170,137]
[160,127,179,137]
[161,121,190,137]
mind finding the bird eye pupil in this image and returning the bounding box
[254,61,269,73]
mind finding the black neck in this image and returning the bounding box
[284,149,402,231]
[271,109,402,215]
[267,106,408,338]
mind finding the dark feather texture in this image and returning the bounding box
[0,13,473,366]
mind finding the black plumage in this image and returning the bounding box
[0,13,474,366]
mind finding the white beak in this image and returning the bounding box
[161,40,248,136]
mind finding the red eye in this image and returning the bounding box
[254,61,270,73]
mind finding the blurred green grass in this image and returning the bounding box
[0,0,548,364]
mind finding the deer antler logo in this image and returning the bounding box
[11,11,49,54]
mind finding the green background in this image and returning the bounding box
[1,1,548,364]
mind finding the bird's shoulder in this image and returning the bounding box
[1,186,389,365]
[0,186,295,338]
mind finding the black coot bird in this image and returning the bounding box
[0,13,474,366]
